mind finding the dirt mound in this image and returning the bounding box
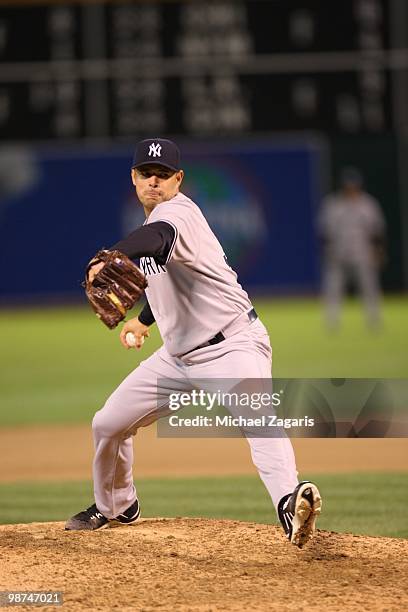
[1,519,407,611]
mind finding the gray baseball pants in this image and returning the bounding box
[323,257,381,326]
[92,318,298,518]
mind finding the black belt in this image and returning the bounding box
[184,308,258,356]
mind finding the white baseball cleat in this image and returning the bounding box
[278,481,322,548]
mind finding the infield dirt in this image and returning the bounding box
[1,519,407,612]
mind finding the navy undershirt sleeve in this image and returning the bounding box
[138,300,156,326]
[110,221,176,265]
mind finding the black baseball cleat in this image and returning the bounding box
[65,499,141,531]
[278,481,322,548]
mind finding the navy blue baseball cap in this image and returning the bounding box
[131,138,181,172]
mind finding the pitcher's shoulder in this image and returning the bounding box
[171,192,200,211]
[148,192,200,225]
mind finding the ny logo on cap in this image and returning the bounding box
[148,143,162,158]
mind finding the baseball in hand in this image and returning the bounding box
[125,332,144,348]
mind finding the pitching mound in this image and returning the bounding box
[1,519,407,611]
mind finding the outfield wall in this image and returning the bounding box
[0,138,322,300]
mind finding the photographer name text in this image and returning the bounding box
[168,415,315,429]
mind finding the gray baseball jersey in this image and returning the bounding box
[318,192,385,262]
[140,191,252,356]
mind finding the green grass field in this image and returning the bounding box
[0,296,407,425]
[0,473,407,538]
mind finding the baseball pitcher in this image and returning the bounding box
[65,138,322,548]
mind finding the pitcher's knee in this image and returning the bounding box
[92,406,123,438]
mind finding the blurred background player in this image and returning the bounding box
[318,167,387,330]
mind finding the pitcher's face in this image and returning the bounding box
[131,164,184,210]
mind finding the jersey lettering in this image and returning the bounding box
[140,256,167,277]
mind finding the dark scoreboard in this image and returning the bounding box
[0,0,393,141]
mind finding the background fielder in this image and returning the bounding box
[318,167,387,329]
[66,138,322,547]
